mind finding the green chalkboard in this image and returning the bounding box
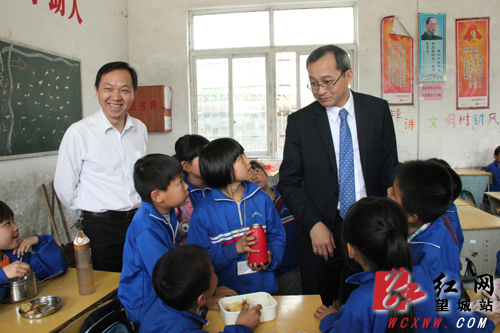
[0,39,82,159]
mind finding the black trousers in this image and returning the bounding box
[82,212,135,272]
[299,212,362,305]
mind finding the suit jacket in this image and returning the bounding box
[278,91,398,270]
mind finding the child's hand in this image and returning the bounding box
[2,261,31,279]
[314,304,338,320]
[13,236,39,258]
[235,303,262,330]
[248,251,272,272]
[204,286,238,310]
[235,230,257,254]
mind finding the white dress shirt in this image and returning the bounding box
[54,109,148,216]
[325,90,367,208]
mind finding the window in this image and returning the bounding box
[190,4,357,158]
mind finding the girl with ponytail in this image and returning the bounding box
[315,197,497,333]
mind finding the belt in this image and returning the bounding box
[83,209,138,220]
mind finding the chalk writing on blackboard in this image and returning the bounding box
[0,40,82,159]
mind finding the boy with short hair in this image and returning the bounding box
[485,146,500,191]
[140,244,262,333]
[429,158,465,252]
[0,200,68,300]
[387,160,461,276]
[118,154,190,324]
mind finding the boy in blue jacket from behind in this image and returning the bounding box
[429,158,465,252]
[0,200,68,300]
[387,160,461,276]
[141,244,262,333]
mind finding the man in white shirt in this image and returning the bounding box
[55,62,148,272]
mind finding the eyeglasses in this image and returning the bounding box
[307,71,346,91]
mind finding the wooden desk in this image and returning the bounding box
[458,205,500,276]
[455,198,474,206]
[485,192,500,215]
[0,268,120,333]
[455,168,492,209]
[204,295,322,333]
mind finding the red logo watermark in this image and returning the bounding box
[373,267,425,311]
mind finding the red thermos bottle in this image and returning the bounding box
[248,223,269,266]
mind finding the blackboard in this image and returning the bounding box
[0,39,82,159]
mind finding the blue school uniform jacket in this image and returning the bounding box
[485,161,500,192]
[0,234,68,300]
[140,298,252,333]
[185,176,212,207]
[320,266,494,333]
[272,185,299,278]
[443,202,464,253]
[409,217,461,276]
[187,181,286,294]
[118,201,178,324]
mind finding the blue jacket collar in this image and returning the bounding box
[140,201,169,219]
[184,175,211,193]
[212,181,260,202]
[272,185,282,204]
[346,270,375,284]
[164,301,208,327]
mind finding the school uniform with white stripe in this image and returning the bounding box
[408,216,461,276]
[187,181,286,294]
[118,201,178,324]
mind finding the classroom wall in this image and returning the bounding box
[128,0,500,167]
[1,0,499,237]
[0,1,130,238]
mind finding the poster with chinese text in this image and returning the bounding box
[456,17,489,110]
[381,16,413,105]
[419,14,446,82]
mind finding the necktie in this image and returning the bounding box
[339,108,355,218]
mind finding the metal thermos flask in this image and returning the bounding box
[248,223,268,266]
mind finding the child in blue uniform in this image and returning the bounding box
[187,138,286,295]
[484,146,500,191]
[387,160,461,276]
[119,154,189,324]
[140,244,262,333]
[250,160,301,295]
[0,200,68,300]
[173,134,211,245]
[429,158,465,252]
[119,154,236,325]
[315,197,497,333]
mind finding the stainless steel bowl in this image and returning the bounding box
[1,271,38,304]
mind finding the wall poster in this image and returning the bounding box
[381,16,414,105]
[419,13,446,82]
[456,17,489,110]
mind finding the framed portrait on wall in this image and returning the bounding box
[419,13,446,82]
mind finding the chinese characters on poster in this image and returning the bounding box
[456,17,489,110]
[381,16,414,105]
[419,14,446,82]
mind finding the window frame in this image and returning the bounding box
[189,3,358,159]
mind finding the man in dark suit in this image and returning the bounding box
[278,45,398,305]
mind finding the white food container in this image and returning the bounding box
[218,292,278,325]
